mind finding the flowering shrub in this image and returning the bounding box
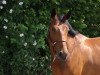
[0,0,51,75]
[0,0,100,75]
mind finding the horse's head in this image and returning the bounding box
[48,8,78,61]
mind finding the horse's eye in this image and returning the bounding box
[52,28,56,32]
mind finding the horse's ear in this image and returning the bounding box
[51,8,59,20]
[50,8,59,25]
[61,11,71,22]
[51,8,57,18]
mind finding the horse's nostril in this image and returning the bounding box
[59,51,63,56]
[58,51,67,60]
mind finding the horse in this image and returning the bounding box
[47,8,100,75]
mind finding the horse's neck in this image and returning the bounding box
[75,34,88,43]
[67,34,88,53]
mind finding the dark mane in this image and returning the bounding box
[66,20,79,37]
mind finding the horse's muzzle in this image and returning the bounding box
[56,50,68,61]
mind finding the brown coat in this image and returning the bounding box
[48,8,100,75]
[48,33,100,75]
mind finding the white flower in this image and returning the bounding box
[19,2,23,5]
[2,0,6,4]
[82,19,84,22]
[32,58,35,61]
[4,19,8,22]
[2,51,5,53]
[33,41,37,46]
[0,6,3,9]
[24,42,27,46]
[3,26,7,29]
[45,56,48,59]
[41,64,43,67]
[73,20,76,22]
[9,9,13,13]
[32,35,34,38]
[19,33,24,37]
[5,36,8,38]
[14,26,17,29]
[24,55,27,57]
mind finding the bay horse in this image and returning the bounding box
[47,8,100,75]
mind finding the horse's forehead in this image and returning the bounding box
[59,24,69,31]
[49,23,69,32]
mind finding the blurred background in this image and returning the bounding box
[0,0,100,75]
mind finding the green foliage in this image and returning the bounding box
[0,0,100,75]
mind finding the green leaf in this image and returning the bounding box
[10,38,17,44]
[80,23,87,29]
[18,24,28,32]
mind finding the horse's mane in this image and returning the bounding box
[66,20,79,37]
